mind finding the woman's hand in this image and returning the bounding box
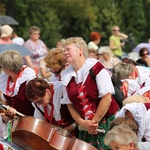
[6,106,16,116]
[80,119,98,135]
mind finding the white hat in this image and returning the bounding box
[98,46,113,55]
[0,25,13,38]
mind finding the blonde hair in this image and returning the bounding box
[0,50,23,73]
[112,25,119,32]
[104,124,138,148]
[62,37,89,58]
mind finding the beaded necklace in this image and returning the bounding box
[6,66,27,97]
[44,84,54,123]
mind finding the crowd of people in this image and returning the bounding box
[0,24,150,150]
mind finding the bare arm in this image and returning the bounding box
[109,40,121,50]
[92,93,112,123]
[24,55,38,74]
[117,32,128,40]
[24,55,35,68]
[40,67,51,78]
[67,104,98,134]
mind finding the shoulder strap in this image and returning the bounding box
[35,103,44,116]
[89,68,96,82]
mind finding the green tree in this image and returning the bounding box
[3,0,62,48]
[93,0,123,46]
[119,0,147,50]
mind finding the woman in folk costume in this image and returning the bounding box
[116,102,150,142]
[0,50,36,122]
[25,77,78,135]
[61,37,119,149]
[112,62,150,100]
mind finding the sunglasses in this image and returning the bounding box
[113,29,120,32]
[141,53,149,56]
[50,68,62,75]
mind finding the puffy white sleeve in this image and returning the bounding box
[96,68,115,98]
[61,85,72,104]
[134,77,150,95]
[144,111,150,141]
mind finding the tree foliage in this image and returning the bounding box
[0,0,150,52]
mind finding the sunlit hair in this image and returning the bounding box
[25,78,50,101]
[104,124,138,148]
[90,32,101,41]
[88,48,98,55]
[110,117,139,135]
[45,48,66,70]
[62,37,88,58]
[28,26,40,34]
[111,25,119,32]
[112,62,134,80]
[0,50,23,73]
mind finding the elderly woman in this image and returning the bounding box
[112,62,150,99]
[98,46,120,70]
[109,116,150,150]
[109,25,128,59]
[116,102,150,142]
[61,37,120,149]
[104,124,138,150]
[24,26,48,74]
[0,50,36,121]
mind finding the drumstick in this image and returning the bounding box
[0,101,25,117]
[2,104,25,117]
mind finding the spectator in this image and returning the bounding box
[88,48,98,59]
[87,32,101,51]
[109,25,128,59]
[136,47,150,67]
[0,26,37,74]
[0,25,13,44]
[12,31,25,45]
[38,57,51,82]
[24,26,48,74]
[56,39,65,48]
[98,46,120,71]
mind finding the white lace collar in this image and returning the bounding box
[49,81,62,121]
[61,58,98,86]
[0,66,36,97]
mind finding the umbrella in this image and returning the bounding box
[128,52,139,61]
[0,44,32,57]
[0,16,19,25]
[132,43,150,53]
